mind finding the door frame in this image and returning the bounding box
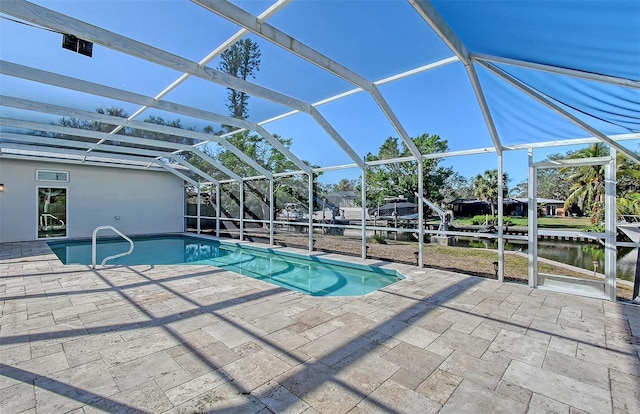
[528,149,617,301]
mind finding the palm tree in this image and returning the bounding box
[561,144,607,219]
[617,152,640,199]
[618,192,640,215]
[561,143,640,222]
[473,169,508,216]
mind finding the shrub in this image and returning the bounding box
[470,215,513,226]
[583,223,604,233]
[370,233,387,244]
[471,215,494,225]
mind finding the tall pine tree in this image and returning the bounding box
[217,39,261,122]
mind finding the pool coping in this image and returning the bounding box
[46,232,422,297]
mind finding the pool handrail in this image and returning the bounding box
[91,225,134,269]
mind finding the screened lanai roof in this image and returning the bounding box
[0,0,638,184]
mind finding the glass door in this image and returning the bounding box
[38,187,67,238]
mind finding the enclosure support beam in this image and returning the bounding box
[254,125,312,175]
[308,107,365,169]
[478,61,640,165]
[195,0,422,160]
[535,157,612,169]
[408,0,469,64]
[1,142,198,185]
[417,159,424,268]
[497,153,504,282]
[0,1,348,172]
[465,62,503,153]
[216,185,221,238]
[1,116,237,183]
[170,156,220,186]
[191,150,243,183]
[239,182,244,242]
[472,53,640,89]
[0,61,298,175]
[409,0,503,152]
[156,161,199,186]
[269,178,275,246]
[252,56,458,136]
[528,150,538,288]
[361,166,367,260]
[196,185,201,235]
[604,148,617,301]
[308,173,314,252]
[1,131,168,159]
[0,95,273,179]
[104,0,291,148]
[0,153,165,173]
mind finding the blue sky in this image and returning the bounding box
[1,0,638,187]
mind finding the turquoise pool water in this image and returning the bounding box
[48,235,402,296]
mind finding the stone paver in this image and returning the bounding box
[355,379,441,413]
[440,379,527,414]
[0,240,638,413]
[503,360,612,413]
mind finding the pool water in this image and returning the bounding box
[48,235,402,296]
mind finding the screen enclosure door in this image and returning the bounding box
[528,151,617,301]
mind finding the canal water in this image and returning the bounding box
[456,237,638,282]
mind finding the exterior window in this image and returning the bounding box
[36,170,69,182]
[38,187,67,238]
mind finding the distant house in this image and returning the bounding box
[325,191,356,208]
[368,201,418,218]
[451,198,567,217]
[513,198,566,217]
[451,199,491,217]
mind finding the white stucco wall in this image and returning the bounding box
[0,159,185,243]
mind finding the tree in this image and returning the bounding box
[206,39,317,225]
[359,134,452,208]
[54,107,196,148]
[510,154,573,200]
[193,130,312,225]
[618,192,640,215]
[335,179,356,192]
[53,107,130,143]
[561,143,611,223]
[562,143,640,222]
[616,152,640,197]
[132,115,195,148]
[472,169,509,216]
[537,153,573,200]
[440,172,473,204]
[510,182,528,198]
[218,39,261,122]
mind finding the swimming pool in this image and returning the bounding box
[48,235,403,296]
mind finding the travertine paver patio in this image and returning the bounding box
[1,240,638,413]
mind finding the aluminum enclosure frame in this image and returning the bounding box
[0,0,638,301]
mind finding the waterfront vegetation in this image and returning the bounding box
[450,216,592,230]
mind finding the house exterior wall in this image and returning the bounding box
[514,201,566,217]
[452,199,568,217]
[0,159,185,243]
[545,202,565,217]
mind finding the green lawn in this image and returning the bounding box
[451,216,592,230]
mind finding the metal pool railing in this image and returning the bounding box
[91,225,134,269]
